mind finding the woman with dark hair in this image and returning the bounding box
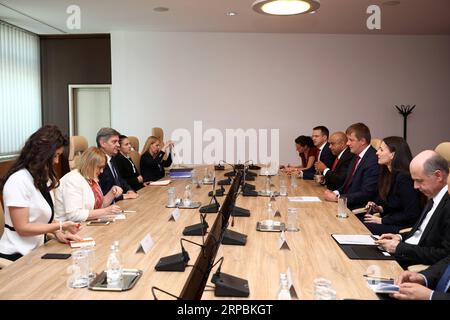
[0,125,81,261]
[283,135,318,176]
[362,136,421,235]
[114,135,144,191]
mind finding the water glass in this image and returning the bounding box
[314,174,324,184]
[286,207,299,232]
[167,187,176,207]
[290,174,298,188]
[313,278,336,300]
[83,245,96,280]
[337,196,348,218]
[67,249,89,288]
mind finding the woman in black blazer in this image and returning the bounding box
[140,136,173,182]
[362,136,421,235]
[114,135,144,191]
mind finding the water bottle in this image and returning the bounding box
[291,173,298,188]
[277,273,292,300]
[106,244,122,285]
[265,176,271,194]
[183,184,192,206]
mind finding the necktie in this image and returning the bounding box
[435,264,450,293]
[331,157,339,171]
[414,199,434,231]
[342,156,360,193]
[109,160,121,186]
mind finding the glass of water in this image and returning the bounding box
[337,196,348,218]
[286,207,299,232]
[167,187,176,207]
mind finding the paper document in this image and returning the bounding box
[288,196,321,202]
[332,234,377,245]
[70,237,95,248]
[150,179,171,186]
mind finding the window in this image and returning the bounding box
[0,21,41,160]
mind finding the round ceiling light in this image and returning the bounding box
[252,0,320,16]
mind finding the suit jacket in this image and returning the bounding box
[113,153,143,191]
[376,172,421,228]
[54,169,101,222]
[324,148,354,191]
[338,146,379,209]
[98,157,132,201]
[141,151,172,182]
[421,255,450,300]
[395,192,450,267]
[303,142,336,180]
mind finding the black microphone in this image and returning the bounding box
[183,213,209,236]
[155,238,203,272]
[218,177,232,185]
[200,177,220,213]
[209,185,225,197]
[211,257,249,297]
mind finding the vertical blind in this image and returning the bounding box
[0,21,41,159]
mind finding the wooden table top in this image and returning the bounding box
[0,167,403,300]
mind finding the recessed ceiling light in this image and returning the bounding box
[153,7,169,12]
[383,1,401,6]
[227,12,238,16]
[252,0,320,16]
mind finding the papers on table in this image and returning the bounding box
[150,179,171,186]
[331,234,377,245]
[288,196,321,202]
[70,237,95,248]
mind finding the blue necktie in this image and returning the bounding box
[435,264,450,293]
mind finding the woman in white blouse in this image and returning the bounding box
[0,125,81,262]
[55,147,123,222]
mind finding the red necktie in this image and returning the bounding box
[331,157,339,171]
[343,156,360,193]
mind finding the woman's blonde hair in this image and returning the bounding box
[141,136,160,155]
[77,147,107,180]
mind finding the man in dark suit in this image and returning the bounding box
[377,151,450,268]
[392,173,450,300]
[315,131,354,191]
[97,127,139,201]
[303,126,335,180]
[324,123,379,209]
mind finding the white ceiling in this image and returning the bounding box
[1,0,449,35]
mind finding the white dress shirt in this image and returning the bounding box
[405,185,448,245]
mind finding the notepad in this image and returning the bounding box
[331,234,377,245]
[288,196,321,202]
[150,179,171,186]
[70,237,95,248]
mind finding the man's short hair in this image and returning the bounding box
[345,123,371,144]
[96,127,120,147]
[313,126,330,139]
[423,153,449,177]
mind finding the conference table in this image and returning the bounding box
[0,166,403,300]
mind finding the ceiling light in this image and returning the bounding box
[226,12,238,16]
[252,0,320,16]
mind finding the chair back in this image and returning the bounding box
[129,150,141,174]
[151,127,164,143]
[68,136,88,170]
[435,142,450,164]
[128,136,140,152]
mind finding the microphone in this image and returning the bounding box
[209,185,225,197]
[218,177,232,185]
[211,257,250,297]
[154,238,203,272]
[183,213,209,236]
[200,177,220,213]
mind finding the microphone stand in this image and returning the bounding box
[210,256,249,297]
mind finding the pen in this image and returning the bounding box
[363,274,394,281]
[122,210,136,213]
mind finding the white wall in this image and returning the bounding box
[111,32,450,164]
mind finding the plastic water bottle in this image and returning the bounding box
[106,244,122,285]
[277,273,292,300]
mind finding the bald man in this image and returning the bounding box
[377,150,450,268]
[392,173,450,300]
[315,132,355,191]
